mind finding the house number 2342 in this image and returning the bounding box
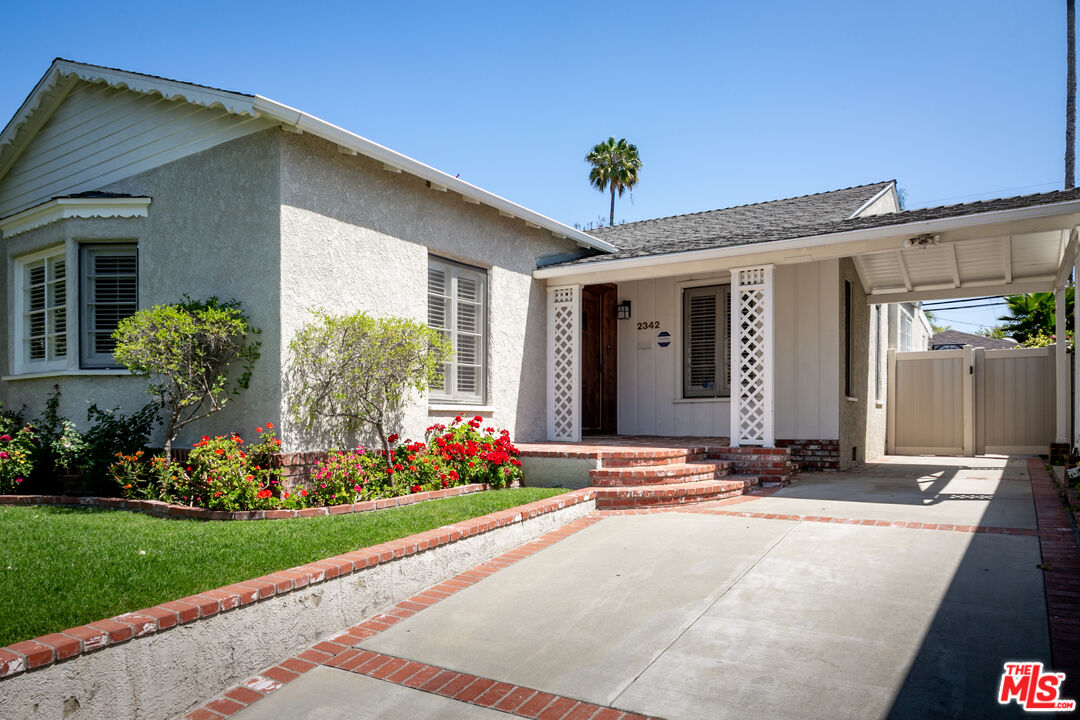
[637,321,661,330]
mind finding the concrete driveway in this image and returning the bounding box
[227,456,1050,719]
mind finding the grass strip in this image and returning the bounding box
[0,487,567,646]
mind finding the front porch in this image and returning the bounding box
[517,436,794,508]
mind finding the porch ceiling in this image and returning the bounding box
[854,228,1070,304]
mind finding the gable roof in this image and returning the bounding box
[586,181,894,255]
[930,329,1018,350]
[555,184,1080,267]
[0,59,615,253]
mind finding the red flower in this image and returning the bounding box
[214,448,225,455]
[301,489,308,497]
[256,426,263,433]
[473,415,483,422]
[273,438,282,446]
[388,433,399,443]
[410,484,422,493]
[266,422,274,429]
[256,489,272,499]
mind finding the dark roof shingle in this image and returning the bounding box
[563,184,1080,266]
[930,329,1018,350]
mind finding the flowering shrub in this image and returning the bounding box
[110,451,178,500]
[172,425,283,511]
[0,417,39,494]
[305,416,522,506]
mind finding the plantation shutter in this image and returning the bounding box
[683,285,730,398]
[81,245,138,368]
[428,256,486,403]
[23,255,67,364]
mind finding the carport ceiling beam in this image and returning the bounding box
[852,255,872,293]
[1054,229,1077,289]
[866,278,1054,304]
[894,250,913,291]
[948,244,961,288]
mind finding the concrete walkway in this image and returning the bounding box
[221,456,1050,719]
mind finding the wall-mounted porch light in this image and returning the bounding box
[617,300,632,319]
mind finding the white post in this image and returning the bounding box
[1075,241,1080,451]
[1056,287,1069,444]
[886,348,896,454]
[729,265,775,447]
[962,344,975,456]
[547,285,582,442]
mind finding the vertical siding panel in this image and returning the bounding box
[655,279,675,436]
[796,263,820,437]
[819,260,841,438]
[774,265,796,439]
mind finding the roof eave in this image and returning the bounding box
[533,197,1080,279]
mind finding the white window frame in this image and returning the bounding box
[680,283,731,399]
[80,244,138,369]
[427,256,487,405]
[13,246,69,374]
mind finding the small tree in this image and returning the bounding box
[113,297,261,458]
[287,310,451,454]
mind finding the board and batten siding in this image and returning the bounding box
[615,260,840,440]
[0,81,274,217]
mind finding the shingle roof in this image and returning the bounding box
[561,184,1080,266]
[930,329,1018,350]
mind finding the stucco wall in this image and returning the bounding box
[838,258,885,468]
[1,131,281,446]
[614,260,841,440]
[277,132,578,449]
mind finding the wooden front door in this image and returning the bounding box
[581,284,618,434]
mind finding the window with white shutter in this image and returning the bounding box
[21,252,67,369]
[683,285,730,398]
[428,256,486,404]
[81,245,138,368]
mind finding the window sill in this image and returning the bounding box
[2,369,132,381]
[428,404,495,414]
[673,397,731,404]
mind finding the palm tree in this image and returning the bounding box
[585,137,642,226]
[997,289,1074,341]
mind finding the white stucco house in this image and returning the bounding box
[3,59,1080,476]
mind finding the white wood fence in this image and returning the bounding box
[887,345,1057,456]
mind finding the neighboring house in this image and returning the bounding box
[929,329,1018,350]
[893,303,932,351]
[2,60,1080,471]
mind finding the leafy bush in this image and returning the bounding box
[114,296,260,457]
[0,406,39,494]
[110,451,176,500]
[37,387,87,478]
[287,310,450,453]
[78,403,160,493]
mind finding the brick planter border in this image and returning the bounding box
[0,482,502,521]
[0,489,596,720]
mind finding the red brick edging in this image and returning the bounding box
[0,489,595,681]
[183,514,660,720]
[0,482,495,521]
[1027,459,1080,701]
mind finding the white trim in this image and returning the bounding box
[0,60,614,255]
[427,404,495,414]
[0,197,150,238]
[2,369,132,381]
[12,246,69,375]
[547,285,581,441]
[847,182,896,219]
[1055,229,1077,289]
[533,198,1080,279]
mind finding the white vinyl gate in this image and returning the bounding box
[887,345,1058,456]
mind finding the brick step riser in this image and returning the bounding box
[600,452,706,468]
[597,487,748,510]
[590,471,728,487]
[590,461,732,481]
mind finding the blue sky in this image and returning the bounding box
[0,1,1069,330]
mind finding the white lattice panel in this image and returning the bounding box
[730,266,774,446]
[547,285,581,441]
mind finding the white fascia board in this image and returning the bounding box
[533,198,1080,279]
[0,196,151,238]
[251,96,616,254]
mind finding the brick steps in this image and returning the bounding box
[589,460,732,486]
[594,476,759,510]
[707,448,793,487]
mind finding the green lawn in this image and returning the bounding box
[0,487,567,647]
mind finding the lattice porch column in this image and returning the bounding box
[547,285,582,441]
[729,266,775,447]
